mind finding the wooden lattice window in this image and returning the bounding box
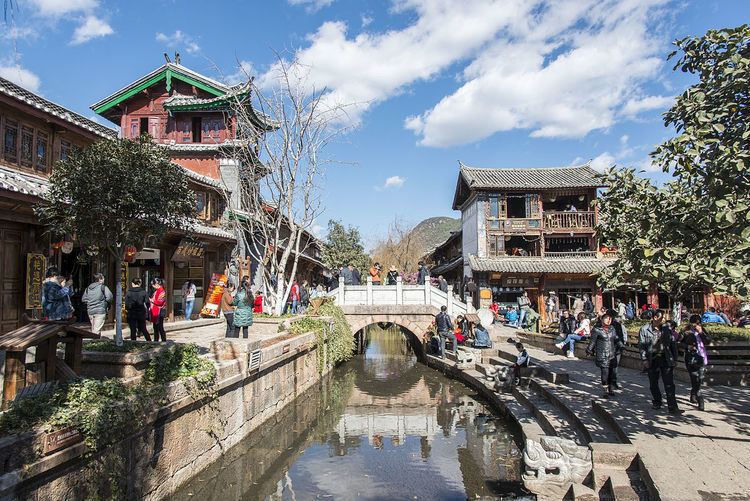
[487,233,505,258]
[528,194,541,219]
[35,131,48,173]
[20,126,33,168]
[4,119,18,162]
[60,140,71,161]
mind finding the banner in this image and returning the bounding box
[200,273,227,318]
[26,253,47,309]
[172,239,205,262]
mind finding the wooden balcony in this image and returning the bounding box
[544,211,595,230]
[544,251,598,259]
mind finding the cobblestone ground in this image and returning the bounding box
[491,324,750,501]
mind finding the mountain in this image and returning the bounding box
[410,216,461,256]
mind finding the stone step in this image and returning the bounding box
[566,483,599,501]
[596,468,648,501]
[495,347,570,384]
[513,385,588,445]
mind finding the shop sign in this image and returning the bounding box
[172,240,205,262]
[501,276,540,288]
[200,273,228,318]
[120,262,128,318]
[26,253,47,309]
[135,248,160,261]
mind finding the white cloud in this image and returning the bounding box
[1,26,39,41]
[155,30,200,55]
[225,60,255,86]
[310,223,324,237]
[619,134,629,146]
[28,0,98,17]
[621,94,673,117]
[375,175,406,191]
[0,64,41,92]
[71,15,113,45]
[288,0,335,12]
[361,14,373,28]
[590,152,617,172]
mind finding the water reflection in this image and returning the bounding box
[171,326,530,500]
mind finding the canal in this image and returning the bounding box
[170,326,531,500]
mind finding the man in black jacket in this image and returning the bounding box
[639,310,681,414]
[435,306,455,359]
[125,278,151,341]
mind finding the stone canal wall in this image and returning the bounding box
[0,332,326,500]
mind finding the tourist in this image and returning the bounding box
[417,261,430,285]
[438,275,448,293]
[125,278,150,341]
[566,203,578,212]
[616,299,627,322]
[369,263,382,285]
[608,308,628,389]
[701,307,726,324]
[546,291,559,323]
[232,281,254,338]
[557,312,589,358]
[253,291,264,314]
[350,264,361,285]
[489,301,500,322]
[149,278,168,342]
[42,266,74,321]
[473,323,492,348]
[221,283,236,338]
[639,310,681,414]
[386,265,399,285]
[717,308,731,325]
[82,273,113,335]
[300,280,310,310]
[181,280,197,321]
[737,312,750,328]
[464,276,477,306]
[586,312,623,397]
[289,280,301,314]
[340,265,353,285]
[506,306,519,327]
[680,315,710,411]
[556,309,575,349]
[512,342,530,385]
[572,294,585,316]
[625,299,636,321]
[435,305,456,359]
[583,293,595,318]
[517,291,531,327]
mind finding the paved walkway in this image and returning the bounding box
[491,325,750,501]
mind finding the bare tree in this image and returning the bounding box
[222,56,351,315]
[371,217,422,276]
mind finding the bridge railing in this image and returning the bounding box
[335,276,472,317]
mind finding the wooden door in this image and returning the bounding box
[0,223,24,334]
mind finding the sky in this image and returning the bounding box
[1,0,747,248]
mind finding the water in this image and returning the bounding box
[171,326,531,500]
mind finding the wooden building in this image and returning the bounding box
[425,230,463,286]
[0,76,117,334]
[452,162,615,320]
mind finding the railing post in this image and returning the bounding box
[338,276,345,305]
[396,276,403,305]
[366,276,373,305]
[446,288,453,317]
[424,279,431,306]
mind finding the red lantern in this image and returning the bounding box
[124,245,138,263]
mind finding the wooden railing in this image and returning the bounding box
[544,251,598,259]
[544,211,595,230]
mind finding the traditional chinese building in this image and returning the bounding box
[0,76,117,333]
[425,230,463,286]
[452,162,616,319]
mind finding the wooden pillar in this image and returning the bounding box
[2,350,26,409]
[594,286,604,312]
[35,338,57,382]
[163,246,174,321]
[64,337,83,374]
[648,284,659,309]
[538,274,547,323]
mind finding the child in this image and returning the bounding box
[512,342,529,384]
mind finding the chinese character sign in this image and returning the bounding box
[26,253,47,309]
[200,273,227,318]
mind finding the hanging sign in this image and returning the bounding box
[200,273,228,318]
[501,276,540,288]
[26,253,47,309]
[172,239,205,262]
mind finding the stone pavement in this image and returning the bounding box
[491,324,750,501]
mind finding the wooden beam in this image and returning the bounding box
[3,350,26,409]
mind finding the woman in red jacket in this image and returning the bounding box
[150,278,168,342]
[253,292,264,314]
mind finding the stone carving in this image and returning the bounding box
[522,436,591,490]
[492,366,512,391]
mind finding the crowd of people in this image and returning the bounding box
[337,260,433,286]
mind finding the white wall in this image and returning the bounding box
[461,194,481,278]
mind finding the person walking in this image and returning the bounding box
[616,299,627,322]
[608,308,628,389]
[181,280,197,321]
[340,265,353,285]
[369,263,382,285]
[300,280,310,311]
[546,291,559,323]
[350,265,361,285]
[232,282,254,338]
[680,314,710,411]
[81,273,113,335]
[221,283,236,338]
[517,291,531,328]
[435,305,455,359]
[583,293,595,318]
[417,261,429,285]
[639,310,681,414]
[42,266,74,321]
[386,265,399,285]
[438,275,449,293]
[149,278,168,342]
[124,278,150,341]
[586,312,623,397]
[464,276,477,307]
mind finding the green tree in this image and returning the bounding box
[36,136,196,345]
[321,220,370,274]
[597,25,750,305]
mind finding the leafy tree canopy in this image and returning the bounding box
[597,25,750,300]
[321,219,370,273]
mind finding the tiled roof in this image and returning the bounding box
[176,164,223,189]
[191,223,236,241]
[458,162,605,190]
[0,164,49,198]
[0,76,117,139]
[158,140,250,153]
[430,256,463,276]
[468,255,614,275]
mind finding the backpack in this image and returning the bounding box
[473,328,492,348]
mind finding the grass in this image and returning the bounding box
[83,340,161,353]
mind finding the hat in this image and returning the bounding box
[389,265,396,272]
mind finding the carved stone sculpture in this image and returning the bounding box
[523,436,591,492]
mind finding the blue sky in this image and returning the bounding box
[1,0,747,248]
